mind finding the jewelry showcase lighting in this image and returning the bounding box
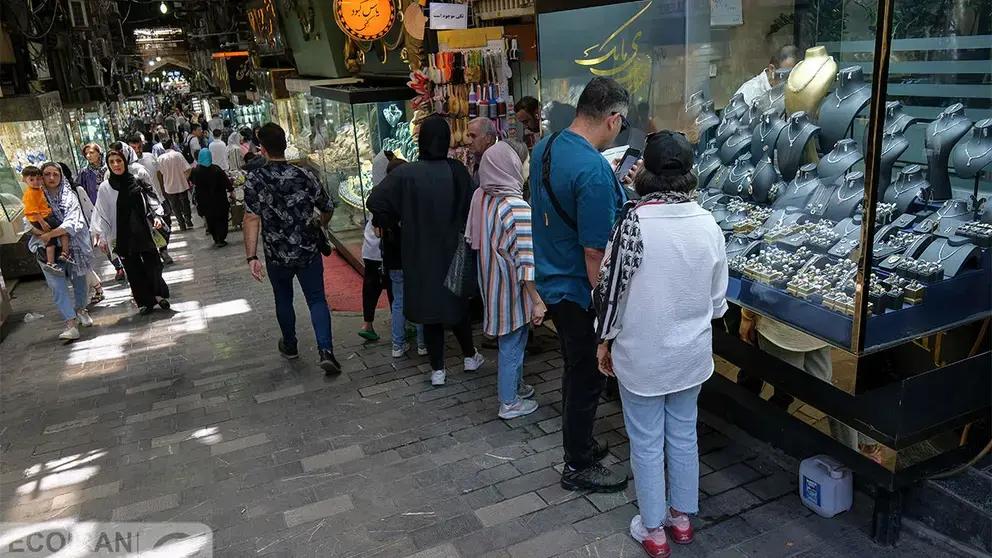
[159,1,168,14]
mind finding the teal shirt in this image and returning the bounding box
[530,129,627,309]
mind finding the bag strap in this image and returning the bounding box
[541,131,578,231]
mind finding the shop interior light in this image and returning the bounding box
[156,56,162,62]
[148,60,155,66]
[159,2,168,14]
[144,77,150,82]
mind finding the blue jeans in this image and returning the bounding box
[619,382,702,530]
[498,326,529,404]
[42,262,90,322]
[388,270,423,350]
[267,255,333,352]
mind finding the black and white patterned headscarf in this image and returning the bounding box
[593,190,695,342]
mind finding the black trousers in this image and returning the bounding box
[121,251,169,308]
[361,259,393,323]
[423,319,474,371]
[548,300,605,470]
[167,192,192,228]
[206,211,229,244]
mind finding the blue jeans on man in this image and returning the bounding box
[267,254,332,351]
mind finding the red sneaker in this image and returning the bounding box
[630,515,672,558]
[665,512,694,544]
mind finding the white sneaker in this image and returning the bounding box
[517,383,535,399]
[58,326,80,341]
[464,351,485,372]
[498,399,538,420]
[629,514,670,557]
[430,369,446,386]
[77,310,94,328]
[391,343,409,358]
[417,346,429,356]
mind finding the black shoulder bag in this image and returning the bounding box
[541,131,578,231]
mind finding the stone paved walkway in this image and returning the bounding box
[0,223,967,557]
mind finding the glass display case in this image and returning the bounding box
[537,0,990,532]
[0,92,77,175]
[0,139,25,245]
[65,104,114,171]
[222,101,271,130]
[308,83,417,267]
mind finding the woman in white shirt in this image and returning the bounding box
[594,131,728,558]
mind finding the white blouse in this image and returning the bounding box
[610,202,729,397]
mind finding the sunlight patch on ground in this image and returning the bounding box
[192,426,223,445]
[66,333,130,366]
[162,268,195,285]
[202,299,252,319]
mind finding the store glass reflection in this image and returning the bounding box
[537,0,990,469]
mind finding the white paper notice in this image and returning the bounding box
[430,3,469,30]
[711,0,743,26]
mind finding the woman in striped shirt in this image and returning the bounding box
[466,141,547,419]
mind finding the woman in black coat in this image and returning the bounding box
[190,148,233,247]
[366,115,483,386]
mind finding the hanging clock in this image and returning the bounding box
[334,0,396,42]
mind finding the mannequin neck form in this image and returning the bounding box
[897,165,926,186]
[805,46,828,59]
[731,156,753,171]
[836,67,865,91]
[796,164,818,183]
[940,103,966,120]
[841,172,864,190]
[971,121,992,140]
[832,139,859,155]
[789,111,813,129]
[686,91,705,114]
[885,101,902,119]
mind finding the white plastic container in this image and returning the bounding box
[799,455,853,518]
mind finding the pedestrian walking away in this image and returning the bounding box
[243,123,341,374]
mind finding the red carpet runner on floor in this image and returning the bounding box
[322,252,387,313]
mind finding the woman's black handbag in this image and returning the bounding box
[444,238,477,297]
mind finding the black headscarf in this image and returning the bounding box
[418,115,451,161]
[108,150,153,254]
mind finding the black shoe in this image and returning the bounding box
[160,251,174,265]
[560,463,628,493]
[592,440,610,462]
[214,241,228,248]
[319,350,341,375]
[138,306,155,316]
[278,339,299,360]
[157,298,171,311]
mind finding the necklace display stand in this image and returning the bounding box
[925,103,973,200]
[740,100,763,130]
[758,82,787,117]
[818,67,872,152]
[774,163,821,210]
[824,171,865,221]
[775,111,821,181]
[708,164,732,194]
[723,154,755,198]
[714,113,742,148]
[695,147,722,190]
[693,100,720,152]
[885,165,928,213]
[723,93,749,123]
[698,189,726,210]
[879,131,910,197]
[751,154,785,204]
[817,138,864,184]
[918,237,981,278]
[828,216,864,258]
[952,119,992,215]
[785,46,838,118]
[685,90,706,117]
[751,108,787,163]
[883,101,919,135]
[719,128,754,164]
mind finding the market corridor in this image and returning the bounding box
[0,226,961,558]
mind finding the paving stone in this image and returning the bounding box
[111,493,180,520]
[124,406,178,425]
[744,471,797,501]
[211,433,271,456]
[700,462,763,496]
[573,503,639,538]
[301,445,365,472]
[125,379,174,395]
[410,513,484,550]
[254,384,306,404]
[52,480,121,508]
[283,494,354,528]
[700,487,763,521]
[506,526,587,558]
[558,532,643,557]
[402,543,461,558]
[474,492,547,527]
[495,467,560,499]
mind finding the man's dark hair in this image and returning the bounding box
[191,123,201,132]
[771,45,800,68]
[21,165,41,177]
[223,119,231,127]
[239,127,252,138]
[162,138,174,150]
[257,123,287,157]
[575,77,630,120]
[515,96,539,115]
[127,133,143,146]
[109,141,124,152]
[212,128,222,138]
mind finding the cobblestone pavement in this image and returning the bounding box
[0,223,966,557]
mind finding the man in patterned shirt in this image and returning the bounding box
[243,123,340,374]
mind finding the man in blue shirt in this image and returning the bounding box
[530,77,632,492]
